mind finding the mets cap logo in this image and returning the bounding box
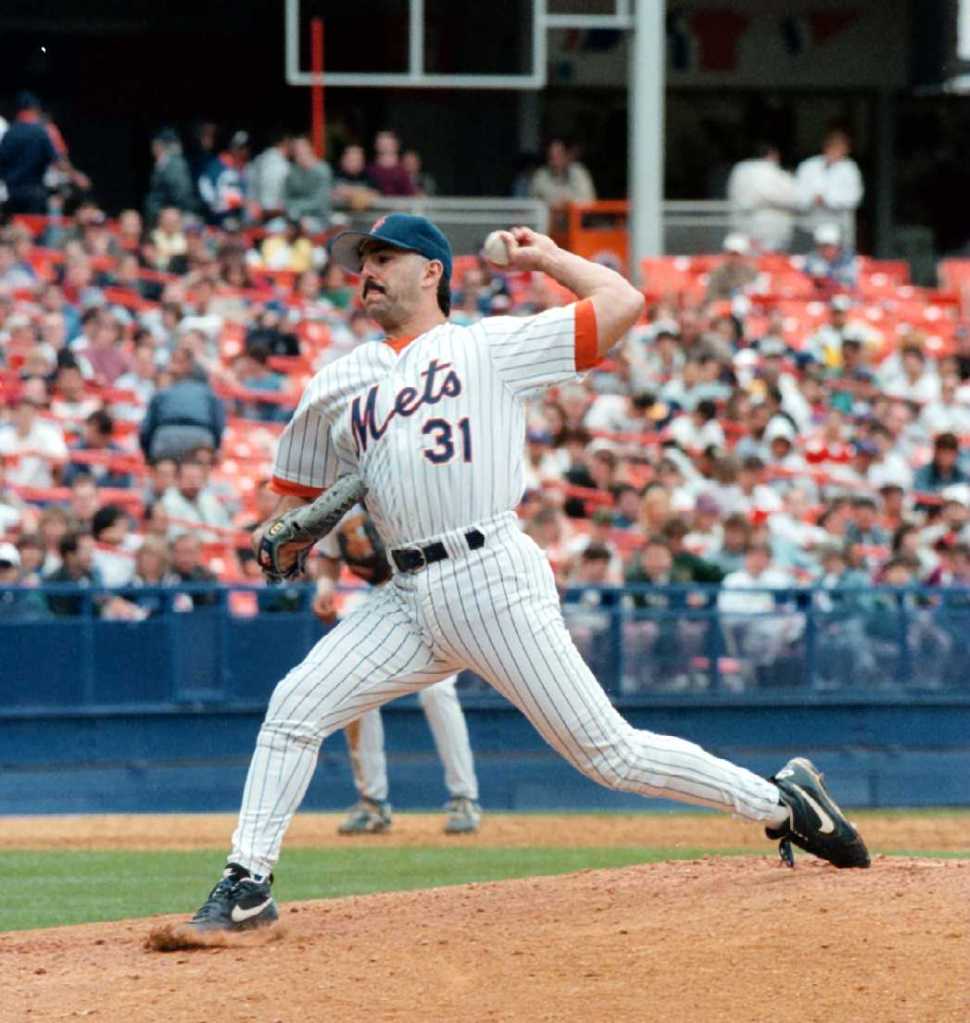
[371,215,388,232]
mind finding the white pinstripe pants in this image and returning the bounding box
[231,513,783,875]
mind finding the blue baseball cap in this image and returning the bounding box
[329,213,453,281]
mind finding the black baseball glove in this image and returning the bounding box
[257,474,368,581]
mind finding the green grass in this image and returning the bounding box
[3,846,739,933]
[5,844,966,933]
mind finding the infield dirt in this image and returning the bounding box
[5,814,969,1023]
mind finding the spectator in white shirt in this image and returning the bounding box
[247,130,291,221]
[726,142,800,252]
[882,346,940,405]
[918,374,970,439]
[796,128,864,240]
[718,542,803,686]
[0,394,68,488]
[161,459,231,542]
[668,399,726,453]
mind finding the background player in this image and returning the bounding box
[314,510,481,835]
[189,214,869,932]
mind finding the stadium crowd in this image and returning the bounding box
[1,111,969,688]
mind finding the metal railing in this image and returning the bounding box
[2,583,968,709]
[333,197,549,257]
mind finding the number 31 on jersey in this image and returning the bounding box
[422,417,472,464]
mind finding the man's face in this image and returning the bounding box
[579,556,609,585]
[341,145,365,175]
[375,131,398,157]
[12,400,36,432]
[548,141,567,170]
[724,526,747,553]
[360,246,434,330]
[824,134,850,162]
[641,543,672,579]
[172,538,200,574]
[936,446,958,471]
[745,547,770,576]
[72,484,99,519]
[74,536,94,574]
[178,465,205,501]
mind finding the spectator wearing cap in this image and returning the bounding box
[0,91,59,215]
[795,128,864,241]
[0,541,47,620]
[139,345,225,463]
[805,296,878,369]
[803,223,858,296]
[706,234,760,300]
[283,135,332,227]
[62,410,132,489]
[914,433,967,494]
[144,129,197,226]
[726,142,800,252]
[0,392,68,488]
[366,130,416,197]
[198,130,250,226]
[230,342,288,424]
[523,427,564,492]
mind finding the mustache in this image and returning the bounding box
[363,279,386,297]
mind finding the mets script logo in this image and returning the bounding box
[351,358,462,454]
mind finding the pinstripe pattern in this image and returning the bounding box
[229,307,785,877]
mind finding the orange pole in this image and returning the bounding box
[310,18,325,158]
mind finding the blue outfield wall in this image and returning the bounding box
[1,583,969,814]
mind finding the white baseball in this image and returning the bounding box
[483,230,510,266]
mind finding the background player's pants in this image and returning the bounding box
[344,675,479,803]
[231,513,784,877]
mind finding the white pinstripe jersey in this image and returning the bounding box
[272,300,597,548]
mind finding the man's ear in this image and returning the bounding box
[424,259,443,288]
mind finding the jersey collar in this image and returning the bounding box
[385,335,417,353]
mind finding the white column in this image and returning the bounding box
[629,0,666,278]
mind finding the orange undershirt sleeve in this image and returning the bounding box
[269,476,324,499]
[574,298,601,372]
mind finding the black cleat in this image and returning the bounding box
[189,863,279,931]
[767,757,870,869]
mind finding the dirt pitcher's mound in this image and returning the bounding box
[5,856,969,1023]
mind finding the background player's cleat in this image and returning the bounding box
[767,757,870,868]
[337,798,393,834]
[443,797,481,834]
[189,863,278,931]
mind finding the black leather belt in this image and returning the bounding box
[390,529,485,573]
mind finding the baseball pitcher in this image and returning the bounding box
[189,214,869,932]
